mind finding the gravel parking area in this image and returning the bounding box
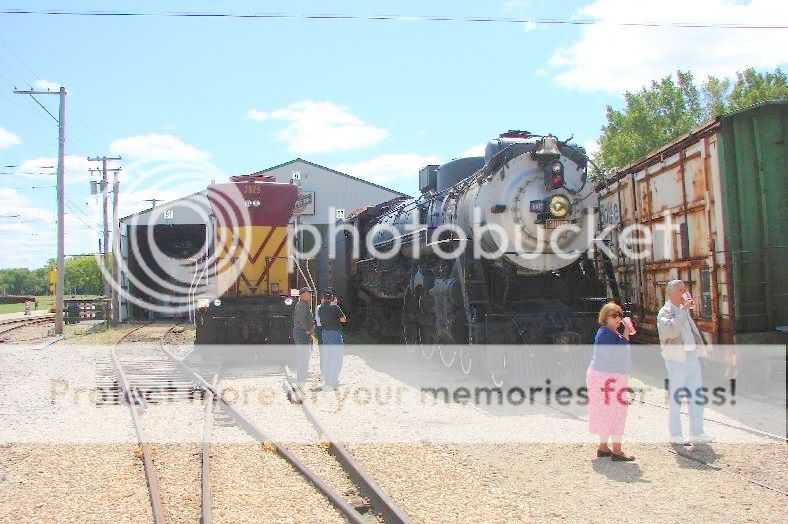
[0,443,151,524]
[0,321,54,345]
[1,325,784,523]
[347,442,787,523]
[209,425,346,524]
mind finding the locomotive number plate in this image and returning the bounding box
[544,219,572,229]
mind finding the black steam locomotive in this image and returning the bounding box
[339,131,612,385]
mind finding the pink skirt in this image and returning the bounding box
[586,367,630,436]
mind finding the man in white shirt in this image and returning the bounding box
[656,279,714,445]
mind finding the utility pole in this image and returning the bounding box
[15,86,66,335]
[88,156,121,256]
[144,198,161,208]
[88,156,121,302]
[111,168,121,324]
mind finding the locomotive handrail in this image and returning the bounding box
[187,258,199,324]
[188,255,210,324]
[259,255,318,308]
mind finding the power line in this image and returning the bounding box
[0,9,786,30]
[65,199,98,231]
[0,34,40,81]
[25,93,59,122]
[0,37,96,155]
[65,196,95,221]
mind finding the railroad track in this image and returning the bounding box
[411,345,787,492]
[539,392,788,497]
[0,315,54,341]
[114,322,411,524]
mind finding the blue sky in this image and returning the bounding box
[1,0,786,268]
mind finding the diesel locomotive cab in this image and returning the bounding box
[194,175,300,345]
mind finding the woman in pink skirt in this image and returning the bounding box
[587,302,634,461]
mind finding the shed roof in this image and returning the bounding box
[249,158,411,197]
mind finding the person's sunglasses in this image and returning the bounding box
[609,313,622,318]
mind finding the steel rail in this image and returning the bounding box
[666,447,788,497]
[638,398,785,443]
[159,346,370,524]
[541,395,788,497]
[283,377,413,524]
[0,313,54,326]
[0,315,54,336]
[201,374,218,524]
[112,322,168,524]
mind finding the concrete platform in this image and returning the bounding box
[0,310,52,323]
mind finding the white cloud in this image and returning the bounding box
[503,0,539,30]
[0,188,53,225]
[336,153,442,186]
[34,79,61,91]
[583,140,600,159]
[246,109,268,121]
[460,143,487,157]
[110,133,212,161]
[259,100,389,154]
[0,127,21,149]
[0,188,59,267]
[16,155,93,183]
[549,0,788,93]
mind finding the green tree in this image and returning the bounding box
[596,71,703,173]
[701,76,732,119]
[0,268,37,295]
[0,256,103,297]
[596,67,788,173]
[63,256,102,295]
[725,68,788,113]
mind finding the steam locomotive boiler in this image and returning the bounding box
[194,174,300,344]
[344,131,610,385]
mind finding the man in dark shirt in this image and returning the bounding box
[317,294,347,390]
[291,287,314,384]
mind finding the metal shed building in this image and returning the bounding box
[117,159,407,320]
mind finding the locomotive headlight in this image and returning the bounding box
[283,297,294,306]
[213,298,222,307]
[544,161,564,189]
[548,195,571,218]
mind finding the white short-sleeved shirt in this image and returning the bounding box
[314,304,323,327]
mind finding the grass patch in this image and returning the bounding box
[0,296,52,314]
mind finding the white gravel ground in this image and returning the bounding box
[0,443,151,524]
[1,325,785,523]
[0,321,54,345]
[209,425,347,524]
[347,442,787,523]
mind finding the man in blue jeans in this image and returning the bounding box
[317,292,347,390]
[291,287,314,385]
[657,279,715,445]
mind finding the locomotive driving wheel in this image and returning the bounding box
[488,348,508,387]
[460,351,472,375]
[402,288,419,352]
[438,344,457,367]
